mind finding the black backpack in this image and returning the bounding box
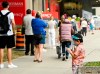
[0,11,11,34]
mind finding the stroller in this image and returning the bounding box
[56,43,61,59]
[56,41,74,59]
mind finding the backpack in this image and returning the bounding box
[0,11,11,34]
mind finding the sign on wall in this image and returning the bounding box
[42,12,59,19]
[82,10,92,20]
[0,0,26,25]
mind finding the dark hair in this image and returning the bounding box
[26,9,31,14]
[35,12,41,18]
[73,33,83,42]
[2,1,9,8]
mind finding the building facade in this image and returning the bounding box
[26,0,59,19]
[26,0,46,11]
[91,0,100,15]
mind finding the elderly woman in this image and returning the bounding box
[59,15,74,61]
[31,12,47,63]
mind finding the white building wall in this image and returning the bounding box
[26,0,33,10]
[92,7,100,16]
[26,0,45,12]
[32,0,42,11]
[96,7,100,16]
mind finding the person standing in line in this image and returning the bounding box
[31,12,47,63]
[81,18,88,36]
[23,9,34,56]
[66,33,85,74]
[48,16,57,49]
[0,1,17,68]
[59,15,74,61]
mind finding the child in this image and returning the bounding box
[66,33,85,74]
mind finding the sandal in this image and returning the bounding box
[33,60,38,62]
[38,60,42,63]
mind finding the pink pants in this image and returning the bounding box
[72,65,79,74]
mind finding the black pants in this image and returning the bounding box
[82,27,87,36]
[25,35,34,55]
[61,41,71,58]
[73,26,77,33]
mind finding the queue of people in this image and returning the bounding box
[0,1,87,74]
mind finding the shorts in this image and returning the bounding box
[0,35,15,48]
[34,35,45,45]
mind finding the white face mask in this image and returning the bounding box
[74,43,78,46]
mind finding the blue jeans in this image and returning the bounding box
[61,41,71,58]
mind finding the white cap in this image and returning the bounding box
[72,15,76,18]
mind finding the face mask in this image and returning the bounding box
[74,43,78,46]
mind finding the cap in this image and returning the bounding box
[72,35,81,40]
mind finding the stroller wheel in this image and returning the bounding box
[58,53,61,59]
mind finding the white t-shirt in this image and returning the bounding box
[23,14,34,35]
[48,20,57,29]
[0,10,14,36]
[81,20,88,28]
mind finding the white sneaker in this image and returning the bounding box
[8,63,18,68]
[0,64,4,69]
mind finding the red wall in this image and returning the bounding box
[45,0,60,19]
[0,0,26,25]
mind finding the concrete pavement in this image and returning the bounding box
[0,30,100,74]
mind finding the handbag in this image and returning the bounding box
[21,25,25,35]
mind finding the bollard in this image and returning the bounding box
[16,28,25,50]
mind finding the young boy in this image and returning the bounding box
[66,33,85,74]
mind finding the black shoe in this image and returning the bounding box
[66,57,68,59]
[25,53,29,55]
[30,54,34,56]
[62,57,66,61]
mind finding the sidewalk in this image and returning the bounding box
[0,49,72,74]
[84,30,100,62]
[0,30,100,74]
